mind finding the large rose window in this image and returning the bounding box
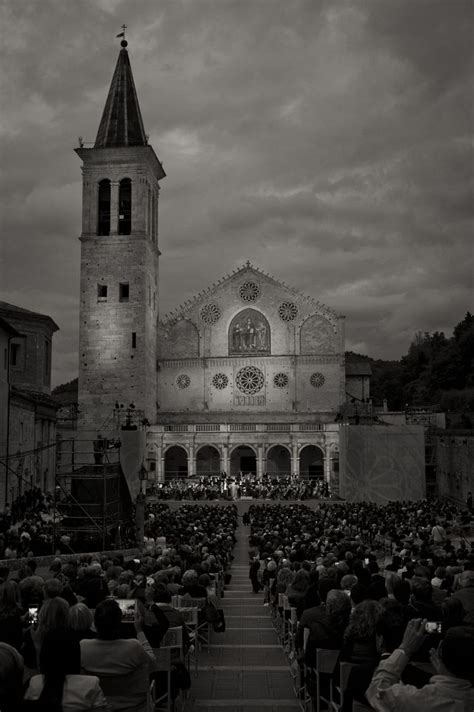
[235,366,265,395]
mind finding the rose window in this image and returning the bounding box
[273,372,289,388]
[278,301,298,322]
[310,372,325,388]
[176,374,191,389]
[239,281,260,302]
[212,373,229,390]
[235,366,265,395]
[200,303,221,324]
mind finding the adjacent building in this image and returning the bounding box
[0,302,58,508]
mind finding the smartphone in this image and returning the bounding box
[425,621,442,634]
[116,599,136,622]
[28,606,39,624]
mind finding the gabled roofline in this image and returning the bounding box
[160,261,344,326]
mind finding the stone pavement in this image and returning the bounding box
[188,522,299,712]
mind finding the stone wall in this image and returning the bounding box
[436,434,474,504]
[158,266,345,415]
[77,146,163,430]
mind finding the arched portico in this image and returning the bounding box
[299,445,324,480]
[230,445,257,475]
[164,445,188,480]
[196,445,221,476]
[265,445,291,476]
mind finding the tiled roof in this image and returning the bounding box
[0,301,59,331]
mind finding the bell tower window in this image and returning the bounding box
[97,179,111,235]
[118,178,132,235]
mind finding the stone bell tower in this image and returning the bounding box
[76,39,165,430]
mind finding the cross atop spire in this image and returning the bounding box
[94,39,147,148]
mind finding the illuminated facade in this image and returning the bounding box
[76,44,369,483]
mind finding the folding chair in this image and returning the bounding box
[331,661,354,712]
[286,606,298,655]
[176,606,199,674]
[315,648,340,712]
[150,647,172,712]
[181,596,212,651]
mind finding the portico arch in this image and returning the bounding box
[164,445,188,480]
[230,445,257,476]
[265,445,291,476]
[299,445,324,480]
[196,445,221,476]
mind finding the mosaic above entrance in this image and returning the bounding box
[228,308,270,355]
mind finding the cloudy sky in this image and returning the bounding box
[0,0,472,386]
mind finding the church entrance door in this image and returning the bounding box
[230,446,256,476]
[300,445,324,480]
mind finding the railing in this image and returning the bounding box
[152,422,335,433]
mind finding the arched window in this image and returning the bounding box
[118,178,132,235]
[229,308,271,355]
[97,179,111,235]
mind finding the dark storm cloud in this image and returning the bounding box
[0,0,472,384]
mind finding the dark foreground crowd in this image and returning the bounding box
[248,501,474,711]
[0,504,237,712]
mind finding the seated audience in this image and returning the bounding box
[24,628,107,710]
[80,599,157,712]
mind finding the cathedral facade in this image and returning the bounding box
[76,43,368,485]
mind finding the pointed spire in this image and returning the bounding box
[95,41,147,148]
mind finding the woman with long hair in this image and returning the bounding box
[342,599,382,665]
[24,629,107,711]
[22,596,70,670]
[0,642,25,712]
[0,580,23,650]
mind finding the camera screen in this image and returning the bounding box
[116,599,136,622]
[424,621,442,634]
[28,606,39,624]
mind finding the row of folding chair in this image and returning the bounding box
[268,602,372,712]
[300,645,373,712]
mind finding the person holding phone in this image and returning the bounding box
[80,599,157,712]
[367,620,474,711]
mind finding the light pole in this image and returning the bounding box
[135,463,147,549]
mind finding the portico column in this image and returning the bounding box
[291,442,299,477]
[257,445,264,479]
[109,181,120,235]
[222,444,229,476]
[156,445,163,483]
[324,443,332,484]
[188,444,195,477]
